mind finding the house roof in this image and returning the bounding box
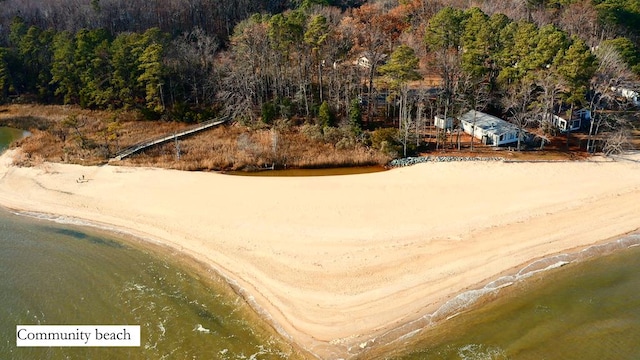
[459,110,519,136]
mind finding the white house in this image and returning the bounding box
[545,108,591,132]
[354,52,387,69]
[612,86,639,107]
[434,115,454,130]
[458,110,520,146]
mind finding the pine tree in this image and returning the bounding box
[138,42,165,113]
[51,31,78,104]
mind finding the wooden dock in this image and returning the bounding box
[110,117,228,161]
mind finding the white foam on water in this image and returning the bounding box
[364,233,640,356]
[194,324,210,333]
[14,210,141,241]
[158,321,166,338]
[458,343,508,360]
[484,276,515,290]
[13,209,640,359]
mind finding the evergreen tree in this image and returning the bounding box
[110,32,147,108]
[348,98,363,135]
[602,37,640,74]
[379,45,421,156]
[304,14,330,102]
[557,37,597,106]
[74,28,113,108]
[0,48,10,102]
[461,8,493,78]
[534,25,568,71]
[424,7,466,51]
[138,39,165,113]
[318,100,333,128]
[50,31,78,104]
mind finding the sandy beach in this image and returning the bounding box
[1,149,639,359]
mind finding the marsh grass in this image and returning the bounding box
[123,125,390,171]
[1,104,189,166]
[2,104,390,170]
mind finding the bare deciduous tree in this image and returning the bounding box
[603,128,631,156]
[533,69,566,135]
[586,43,637,153]
[459,74,491,150]
[503,78,536,150]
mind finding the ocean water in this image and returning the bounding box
[384,236,640,360]
[0,210,301,359]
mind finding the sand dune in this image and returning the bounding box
[1,149,639,358]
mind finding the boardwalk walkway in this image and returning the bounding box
[110,117,229,161]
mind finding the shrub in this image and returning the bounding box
[370,128,401,157]
[335,136,356,150]
[317,100,334,128]
[300,124,324,142]
[348,98,363,135]
[261,101,277,124]
[322,125,342,143]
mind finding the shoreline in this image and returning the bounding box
[9,206,640,360]
[360,230,640,359]
[3,206,309,358]
[1,149,639,358]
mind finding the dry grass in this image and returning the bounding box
[2,104,390,170]
[4,104,638,171]
[1,104,190,166]
[121,124,391,171]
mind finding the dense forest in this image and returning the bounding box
[0,0,638,155]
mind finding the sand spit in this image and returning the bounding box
[1,149,639,358]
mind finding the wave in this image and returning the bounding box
[14,211,135,238]
[11,209,298,349]
[352,233,640,358]
[13,209,640,359]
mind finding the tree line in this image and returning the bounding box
[0,0,638,151]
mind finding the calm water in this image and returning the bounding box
[383,236,640,360]
[0,127,300,359]
[0,127,29,152]
[0,211,299,359]
[226,166,386,177]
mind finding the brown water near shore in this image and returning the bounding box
[225,165,386,177]
[0,127,28,151]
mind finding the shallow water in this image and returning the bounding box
[0,210,300,359]
[385,236,640,360]
[226,166,386,177]
[0,127,28,152]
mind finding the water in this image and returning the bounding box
[226,166,386,177]
[3,127,640,359]
[0,127,29,152]
[0,127,301,359]
[384,236,640,360]
[0,210,301,359]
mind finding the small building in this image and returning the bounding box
[458,110,521,146]
[545,109,591,132]
[434,115,454,130]
[612,86,639,107]
[354,52,387,69]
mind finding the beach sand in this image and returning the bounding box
[1,149,639,359]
